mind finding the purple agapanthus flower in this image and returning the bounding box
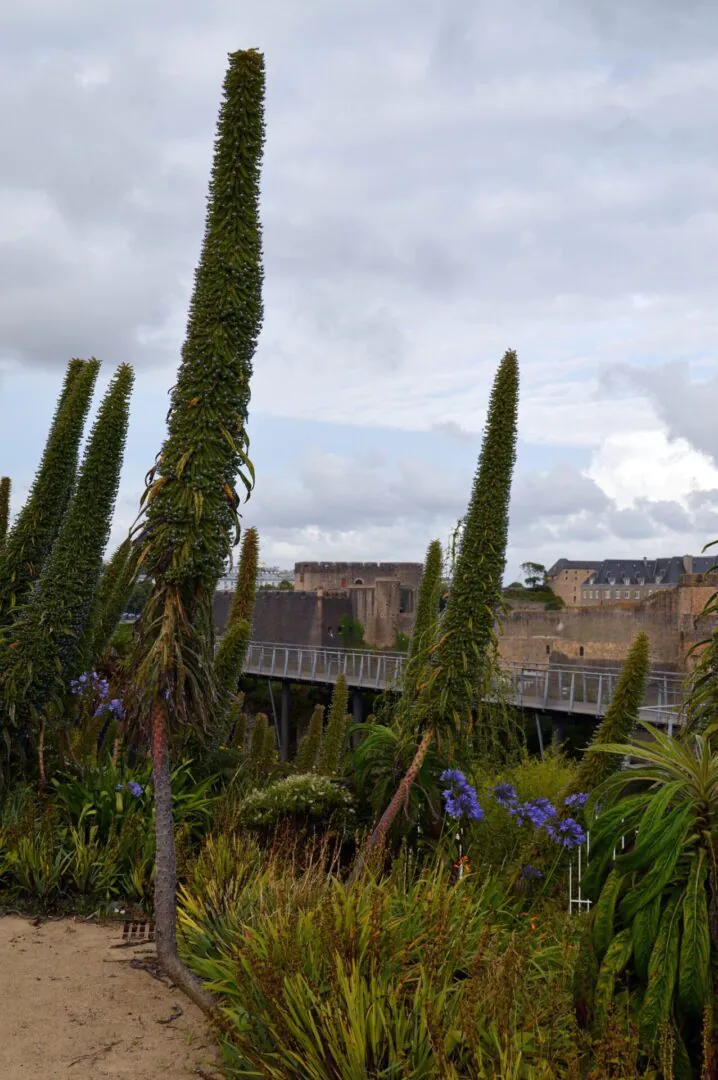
[519,864,543,881]
[564,792,589,810]
[439,769,484,823]
[126,781,143,798]
[546,817,587,848]
[491,782,518,808]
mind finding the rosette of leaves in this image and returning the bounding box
[575,722,717,1076]
[237,774,356,833]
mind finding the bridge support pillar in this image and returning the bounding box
[280,681,290,761]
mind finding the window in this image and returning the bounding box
[589,590,594,599]
[634,591,640,600]
[399,588,414,614]
[648,589,654,596]
[579,646,584,657]
[353,578,364,585]
[546,645,550,655]
[624,590,630,599]
[582,591,587,599]
[615,590,622,599]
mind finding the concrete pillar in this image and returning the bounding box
[552,716,566,749]
[280,681,291,761]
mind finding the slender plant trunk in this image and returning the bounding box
[350,727,434,884]
[151,703,217,1018]
[37,716,46,793]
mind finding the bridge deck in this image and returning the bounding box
[242,642,687,724]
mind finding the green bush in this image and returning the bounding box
[237,774,356,832]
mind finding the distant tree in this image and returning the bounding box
[521,561,547,590]
[338,614,365,649]
[278,578,293,591]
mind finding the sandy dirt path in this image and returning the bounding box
[0,915,223,1080]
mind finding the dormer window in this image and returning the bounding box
[623,575,631,586]
[655,571,664,584]
[607,575,616,586]
[636,575,645,586]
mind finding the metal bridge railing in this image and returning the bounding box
[241,642,689,717]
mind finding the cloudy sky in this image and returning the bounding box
[2,0,718,581]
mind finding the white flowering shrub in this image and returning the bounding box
[238,774,356,830]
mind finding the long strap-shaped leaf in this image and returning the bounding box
[678,848,711,1017]
[638,892,682,1053]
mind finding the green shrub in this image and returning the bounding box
[180,858,580,1078]
[237,774,356,832]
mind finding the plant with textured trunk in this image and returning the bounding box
[567,632,650,797]
[319,674,348,774]
[0,477,10,545]
[685,538,718,737]
[125,50,264,1018]
[352,351,519,879]
[0,359,99,624]
[2,365,134,770]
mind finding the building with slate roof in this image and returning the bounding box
[548,554,717,607]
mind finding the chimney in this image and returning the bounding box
[683,554,693,575]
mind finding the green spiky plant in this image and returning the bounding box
[566,632,650,797]
[213,525,259,711]
[575,722,718,1076]
[0,477,10,545]
[295,705,324,772]
[83,537,141,667]
[319,674,348,775]
[394,539,442,731]
[351,351,519,877]
[1,365,134,778]
[125,50,265,1017]
[0,359,99,624]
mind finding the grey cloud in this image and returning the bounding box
[607,507,655,539]
[2,0,718,398]
[431,420,477,444]
[600,362,718,464]
[509,464,610,529]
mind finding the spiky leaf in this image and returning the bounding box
[638,893,682,1053]
[678,849,710,1017]
[592,869,625,960]
[593,928,634,1034]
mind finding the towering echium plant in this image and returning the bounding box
[126,50,264,1016]
[0,477,10,545]
[567,631,650,797]
[396,539,442,724]
[0,360,99,624]
[434,349,518,740]
[352,351,519,877]
[83,537,141,666]
[319,674,349,774]
[2,365,134,749]
[214,525,259,698]
[296,705,324,771]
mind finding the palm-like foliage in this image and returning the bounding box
[351,723,446,835]
[576,723,717,1075]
